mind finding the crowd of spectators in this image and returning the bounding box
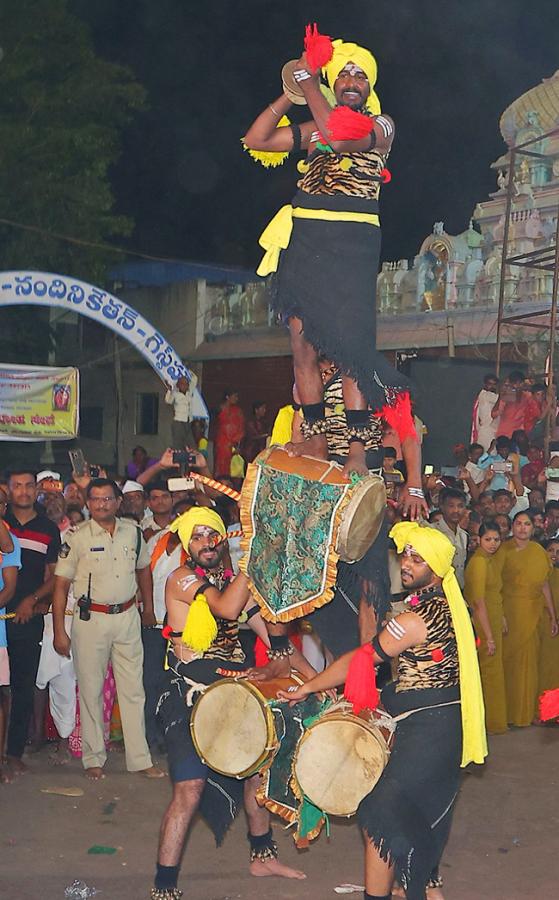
[1,367,558,782]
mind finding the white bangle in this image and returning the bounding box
[269,103,280,117]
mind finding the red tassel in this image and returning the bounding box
[539,689,559,721]
[380,167,392,183]
[304,23,333,72]
[327,106,374,142]
[431,649,444,662]
[380,391,417,444]
[161,625,173,640]
[344,644,379,714]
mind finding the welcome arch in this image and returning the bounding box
[0,270,208,418]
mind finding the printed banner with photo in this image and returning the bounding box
[0,365,80,441]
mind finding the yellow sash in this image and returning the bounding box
[257,205,380,277]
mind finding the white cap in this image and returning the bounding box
[37,470,61,482]
[122,480,145,494]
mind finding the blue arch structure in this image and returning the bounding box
[0,270,208,418]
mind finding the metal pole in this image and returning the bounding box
[496,148,516,376]
[544,212,559,457]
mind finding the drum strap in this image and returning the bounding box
[387,699,461,731]
[168,663,209,706]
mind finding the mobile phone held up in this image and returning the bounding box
[172,450,197,466]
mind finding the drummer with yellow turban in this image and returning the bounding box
[152,507,305,899]
[243,27,425,510]
[281,522,487,900]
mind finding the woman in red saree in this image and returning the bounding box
[214,391,246,478]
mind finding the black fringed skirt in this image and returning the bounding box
[273,191,409,411]
[358,682,462,900]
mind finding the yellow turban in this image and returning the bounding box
[168,508,227,653]
[390,521,488,767]
[322,39,381,115]
[169,507,226,552]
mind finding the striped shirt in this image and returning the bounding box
[4,509,61,613]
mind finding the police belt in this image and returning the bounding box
[85,597,136,615]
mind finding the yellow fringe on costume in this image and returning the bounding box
[241,115,291,168]
[182,591,218,653]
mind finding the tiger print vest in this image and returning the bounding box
[396,589,459,693]
[297,147,388,203]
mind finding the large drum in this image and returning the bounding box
[239,446,386,622]
[293,704,391,817]
[190,675,303,779]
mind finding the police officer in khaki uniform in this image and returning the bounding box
[52,478,164,781]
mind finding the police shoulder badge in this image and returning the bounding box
[59,542,71,559]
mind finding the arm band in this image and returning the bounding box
[367,128,377,150]
[245,605,260,621]
[290,123,302,154]
[269,633,289,651]
[372,634,393,664]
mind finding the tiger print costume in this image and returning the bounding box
[396,588,460,692]
[297,146,388,202]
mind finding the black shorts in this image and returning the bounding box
[157,654,247,783]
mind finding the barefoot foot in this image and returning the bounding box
[0,767,14,784]
[137,765,166,779]
[342,443,369,479]
[49,741,72,766]
[427,888,445,900]
[250,858,306,879]
[6,756,28,776]
[285,434,328,460]
[84,766,105,781]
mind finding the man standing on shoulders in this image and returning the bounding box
[433,487,468,588]
[471,374,500,450]
[5,469,60,776]
[165,374,198,450]
[52,478,164,781]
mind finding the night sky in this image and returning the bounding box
[75,0,559,270]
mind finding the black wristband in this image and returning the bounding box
[245,605,260,621]
[372,634,392,663]
[269,633,289,651]
[290,123,302,154]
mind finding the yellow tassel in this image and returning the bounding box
[297,159,310,174]
[339,157,353,171]
[241,116,291,168]
[182,592,218,652]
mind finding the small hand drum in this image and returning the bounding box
[293,706,391,816]
[190,674,304,779]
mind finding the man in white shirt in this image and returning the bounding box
[471,374,500,451]
[165,374,198,450]
[143,526,184,753]
[433,487,468,588]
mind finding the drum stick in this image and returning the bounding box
[190,472,241,501]
[208,529,243,550]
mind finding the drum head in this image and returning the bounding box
[337,476,386,563]
[294,716,388,816]
[191,680,271,778]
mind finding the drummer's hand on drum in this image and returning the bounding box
[400,484,429,521]
[277,683,311,705]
